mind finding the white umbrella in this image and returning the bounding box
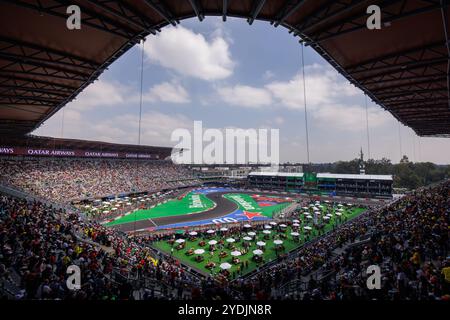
[303,226,312,230]
[263,230,271,234]
[208,240,217,245]
[226,238,235,243]
[111,207,118,211]
[231,251,241,257]
[256,241,266,246]
[279,224,287,228]
[84,205,91,209]
[115,204,121,207]
[189,231,198,236]
[220,227,228,232]
[175,239,185,243]
[302,206,309,210]
[323,216,331,220]
[306,215,313,219]
[247,232,256,236]
[313,207,319,211]
[292,223,300,227]
[220,263,232,270]
[243,224,251,228]
[253,249,263,255]
[103,210,109,214]
[338,204,343,207]
[347,203,352,206]
[243,236,252,241]
[315,211,321,215]
[292,219,300,223]
[338,208,344,212]
[274,240,283,245]
[264,225,272,229]
[291,232,300,237]
[335,212,342,216]
[206,229,215,234]
[270,221,277,226]
[194,249,205,255]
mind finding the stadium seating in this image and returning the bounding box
[0,170,448,300]
[0,159,200,203]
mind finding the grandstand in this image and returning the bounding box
[248,172,393,198]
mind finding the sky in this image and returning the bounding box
[34,17,450,164]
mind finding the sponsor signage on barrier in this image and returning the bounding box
[0,146,160,159]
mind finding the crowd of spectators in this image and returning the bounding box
[0,158,199,203]
[0,194,206,300]
[0,167,448,300]
[230,181,449,300]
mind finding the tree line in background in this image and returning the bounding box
[308,156,450,190]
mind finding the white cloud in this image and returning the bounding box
[144,81,190,104]
[216,85,272,108]
[263,70,275,80]
[35,110,193,147]
[312,104,391,132]
[265,63,359,110]
[69,80,128,110]
[144,26,234,81]
[215,64,389,132]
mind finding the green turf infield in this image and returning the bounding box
[105,192,215,226]
[152,205,366,279]
[223,193,291,218]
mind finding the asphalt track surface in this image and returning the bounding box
[112,191,241,233]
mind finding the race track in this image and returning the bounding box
[112,191,240,233]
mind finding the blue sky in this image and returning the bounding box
[34,17,450,164]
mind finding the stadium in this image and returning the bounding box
[0,0,449,309]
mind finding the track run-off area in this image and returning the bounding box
[106,188,294,233]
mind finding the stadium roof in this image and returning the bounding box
[316,173,393,181]
[1,1,449,137]
[249,171,393,181]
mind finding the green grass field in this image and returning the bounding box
[152,205,366,279]
[224,193,291,218]
[105,192,215,226]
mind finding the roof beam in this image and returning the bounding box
[188,0,205,21]
[345,42,446,73]
[0,75,78,91]
[377,87,448,99]
[311,1,441,43]
[384,97,449,106]
[0,69,83,82]
[274,0,306,27]
[223,0,228,22]
[4,0,136,39]
[0,52,92,78]
[0,94,62,104]
[84,0,156,34]
[0,54,91,81]
[440,0,450,109]
[248,0,267,25]
[370,76,447,93]
[0,85,71,98]
[142,0,178,26]
[301,0,369,32]
[351,57,448,77]
[355,58,447,82]
[0,37,100,70]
